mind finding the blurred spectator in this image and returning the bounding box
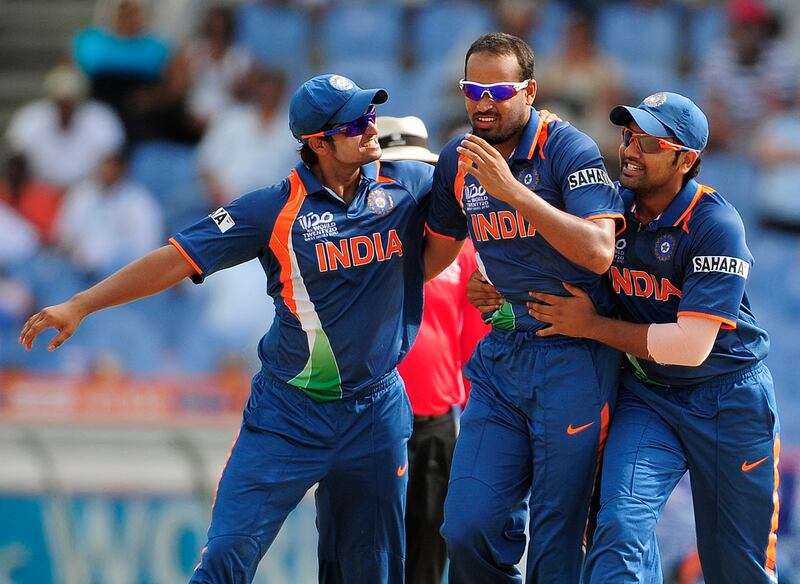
[186,4,253,126]
[74,0,171,133]
[698,0,798,145]
[0,153,62,244]
[55,150,164,278]
[494,0,536,44]
[535,10,624,165]
[752,84,800,233]
[5,65,125,190]
[197,67,296,205]
[126,50,205,144]
[0,203,39,270]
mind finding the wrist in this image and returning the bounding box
[581,314,606,341]
[69,292,93,319]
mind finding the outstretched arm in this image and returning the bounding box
[20,244,196,351]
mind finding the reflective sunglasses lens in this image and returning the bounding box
[488,85,518,101]
[636,135,664,153]
[341,109,376,137]
[461,83,485,101]
[461,82,518,102]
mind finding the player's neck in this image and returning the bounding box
[634,184,682,224]
[313,160,362,204]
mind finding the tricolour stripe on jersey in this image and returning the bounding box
[269,169,342,401]
[765,433,780,580]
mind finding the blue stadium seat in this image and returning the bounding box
[128,141,209,235]
[79,305,168,375]
[698,153,758,228]
[526,0,569,60]
[687,6,726,63]
[235,3,309,71]
[412,2,497,66]
[320,4,403,64]
[597,3,681,96]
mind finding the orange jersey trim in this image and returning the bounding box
[583,402,610,546]
[673,184,714,233]
[425,224,458,241]
[677,310,737,329]
[374,161,395,183]
[268,169,307,319]
[210,427,241,513]
[168,237,202,276]
[765,434,780,576]
[586,213,627,237]
[453,154,469,209]
[526,118,549,160]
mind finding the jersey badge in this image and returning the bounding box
[368,188,394,215]
[517,167,540,190]
[210,207,235,233]
[654,234,675,262]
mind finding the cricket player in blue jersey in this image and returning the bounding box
[524,93,780,583]
[423,33,625,583]
[20,74,437,584]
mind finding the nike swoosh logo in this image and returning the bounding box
[397,464,408,477]
[742,456,769,472]
[567,422,594,435]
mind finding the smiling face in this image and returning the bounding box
[618,122,696,195]
[325,118,382,167]
[464,51,535,147]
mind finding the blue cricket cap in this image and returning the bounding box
[610,92,708,151]
[289,74,388,140]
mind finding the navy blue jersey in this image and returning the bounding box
[612,179,769,386]
[426,108,625,331]
[170,160,432,401]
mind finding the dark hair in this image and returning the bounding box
[464,33,535,81]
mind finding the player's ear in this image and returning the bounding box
[525,79,537,106]
[680,150,699,174]
[308,136,331,156]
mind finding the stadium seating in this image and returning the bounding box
[235,2,310,72]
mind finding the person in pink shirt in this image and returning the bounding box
[379,115,490,584]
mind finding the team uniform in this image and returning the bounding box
[584,180,780,583]
[398,239,489,584]
[169,159,432,583]
[427,108,625,583]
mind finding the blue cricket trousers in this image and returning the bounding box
[189,368,413,584]
[584,363,780,584]
[441,329,622,584]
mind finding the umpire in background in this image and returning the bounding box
[379,116,489,584]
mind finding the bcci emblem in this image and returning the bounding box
[643,93,668,108]
[654,234,676,261]
[329,75,354,91]
[368,188,394,215]
[518,168,540,190]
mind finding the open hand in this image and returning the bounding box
[526,282,598,338]
[457,134,520,203]
[19,301,84,351]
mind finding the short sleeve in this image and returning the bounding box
[170,184,284,283]
[378,159,434,205]
[426,139,469,240]
[550,126,624,225]
[677,204,753,328]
